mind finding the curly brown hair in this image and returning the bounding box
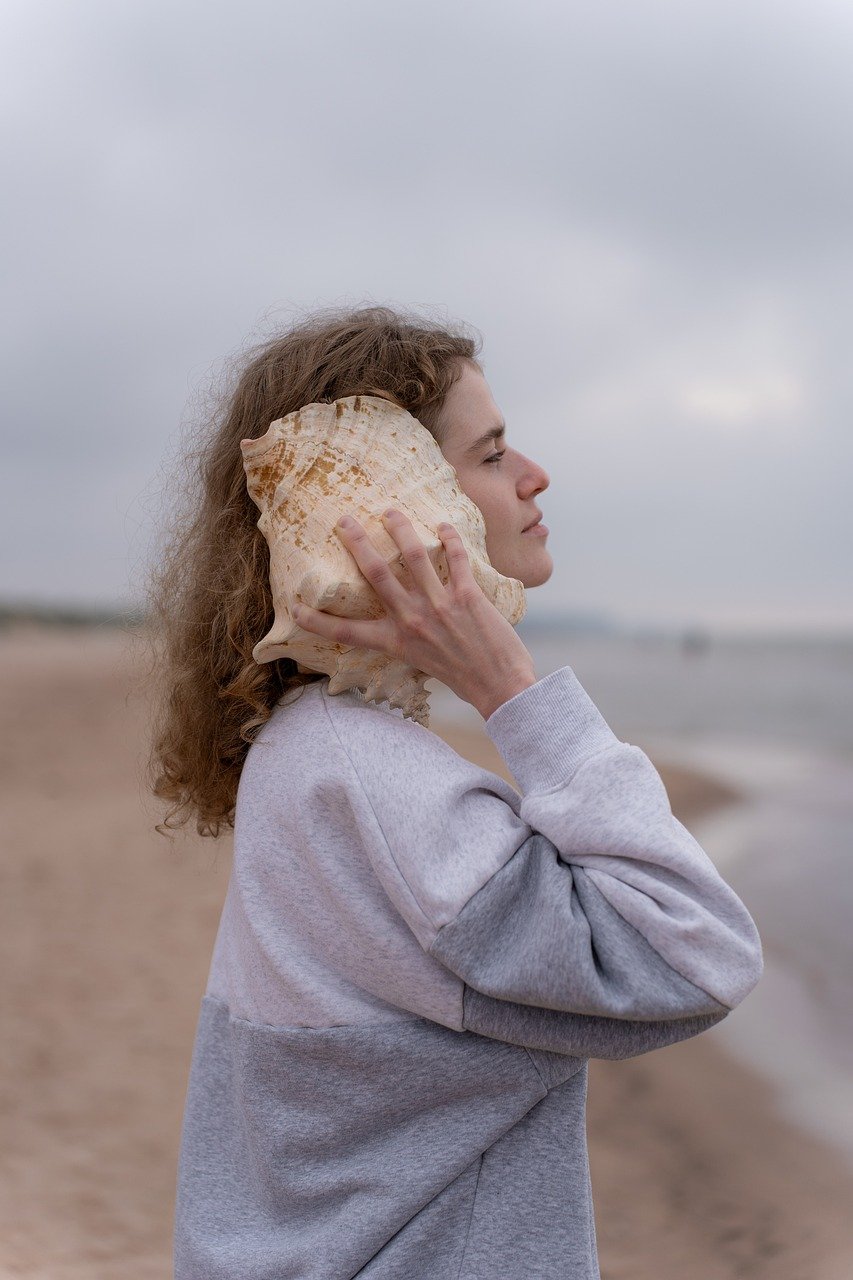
[141,303,482,838]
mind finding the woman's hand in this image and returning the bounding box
[291,509,537,720]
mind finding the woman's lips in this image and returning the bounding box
[522,522,548,536]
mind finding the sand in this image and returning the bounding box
[1,624,852,1279]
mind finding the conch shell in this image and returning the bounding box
[240,394,526,725]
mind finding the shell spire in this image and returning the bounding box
[240,394,526,726]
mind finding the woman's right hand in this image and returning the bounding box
[290,508,538,720]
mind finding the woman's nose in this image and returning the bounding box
[519,454,549,493]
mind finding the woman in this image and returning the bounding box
[148,305,763,1279]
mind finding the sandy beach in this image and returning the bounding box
[2,625,852,1279]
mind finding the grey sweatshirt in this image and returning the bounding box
[173,665,763,1279]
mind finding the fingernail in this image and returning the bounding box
[292,603,302,617]
[383,508,397,519]
[338,515,354,529]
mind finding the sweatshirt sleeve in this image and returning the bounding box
[324,666,764,1060]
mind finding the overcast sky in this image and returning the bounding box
[3,0,852,633]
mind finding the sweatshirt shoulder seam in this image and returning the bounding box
[318,690,441,937]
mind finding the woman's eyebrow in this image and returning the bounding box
[465,423,506,455]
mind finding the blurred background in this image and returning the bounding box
[2,1,852,1276]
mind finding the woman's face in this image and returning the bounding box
[435,361,553,588]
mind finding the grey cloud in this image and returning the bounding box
[2,0,851,627]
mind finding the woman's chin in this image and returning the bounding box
[519,550,554,589]
[492,545,553,589]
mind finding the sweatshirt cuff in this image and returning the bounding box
[484,665,621,794]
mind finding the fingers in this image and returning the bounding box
[377,508,476,601]
[335,514,411,612]
[437,521,477,595]
[290,511,477,655]
[289,511,415,655]
[291,600,390,653]
[381,509,450,606]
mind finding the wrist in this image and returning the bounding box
[475,669,538,721]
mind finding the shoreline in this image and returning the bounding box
[1,628,851,1278]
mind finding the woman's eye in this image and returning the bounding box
[485,450,506,464]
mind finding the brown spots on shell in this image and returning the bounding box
[245,449,290,505]
[300,453,339,493]
[244,435,304,505]
[345,462,372,485]
[245,462,277,504]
